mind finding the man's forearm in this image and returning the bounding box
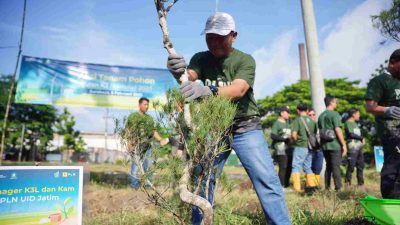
[348,132,363,141]
[218,79,249,100]
[366,100,385,116]
[271,133,287,142]
[291,132,298,142]
[218,85,244,100]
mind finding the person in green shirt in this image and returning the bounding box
[365,49,400,199]
[271,106,292,188]
[308,108,323,187]
[291,104,317,192]
[344,108,365,186]
[166,12,291,224]
[318,96,347,191]
[127,97,169,189]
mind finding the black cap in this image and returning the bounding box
[279,105,290,113]
[296,103,308,112]
[389,49,400,63]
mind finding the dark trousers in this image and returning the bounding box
[311,150,324,175]
[323,150,342,190]
[276,154,292,188]
[381,146,400,199]
[345,148,364,185]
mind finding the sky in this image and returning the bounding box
[0,0,398,133]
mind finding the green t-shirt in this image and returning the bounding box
[271,120,291,155]
[318,110,342,151]
[291,115,317,148]
[344,121,363,150]
[365,72,400,140]
[187,48,259,119]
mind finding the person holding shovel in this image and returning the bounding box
[167,12,291,225]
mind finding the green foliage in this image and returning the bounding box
[189,95,236,158]
[371,0,400,42]
[1,74,58,154]
[116,111,155,157]
[258,78,378,148]
[0,75,12,108]
[54,108,86,152]
[116,87,237,224]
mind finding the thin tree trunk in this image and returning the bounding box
[0,0,27,165]
[154,2,214,224]
[155,1,191,128]
[179,163,213,225]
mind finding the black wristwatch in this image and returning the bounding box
[209,85,219,96]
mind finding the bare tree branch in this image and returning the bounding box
[166,0,179,12]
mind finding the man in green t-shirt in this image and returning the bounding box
[127,97,169,189]
[318,96,347,191]
[166,12,291,225]
[308,108,323,187]
[291,104,317,192]
[344,108,365,186]
[365,49,400,199]
[271,106,292,188]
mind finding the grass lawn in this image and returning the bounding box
[2,161,381,224]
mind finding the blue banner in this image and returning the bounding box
[15,56,177,109]
[0,166,83,225]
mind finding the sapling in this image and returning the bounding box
[116,88,236,224]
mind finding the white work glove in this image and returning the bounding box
[167,53,186,79]
[384,106,400,119]
[180,81,212,102]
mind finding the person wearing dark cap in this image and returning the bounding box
[344,108,365,186]
[167,11,291,225]
[271,106,292,188]
[290,103,317,192]
[365,48,400,199]
[318,96,347,191]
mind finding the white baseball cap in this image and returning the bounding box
[201,12,236,36]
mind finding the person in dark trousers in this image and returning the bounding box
[167,12,291,225]
[344,108,365,186]
[365,49,400,199]
[308,108,323,187]
[271,106,292,188]
[318,96,347,191]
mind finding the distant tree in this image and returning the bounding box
[371,0,400,42]
[1,74,58,160]
[54,108,86,153]
[0,75,12,109]
[370,60,388,79]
